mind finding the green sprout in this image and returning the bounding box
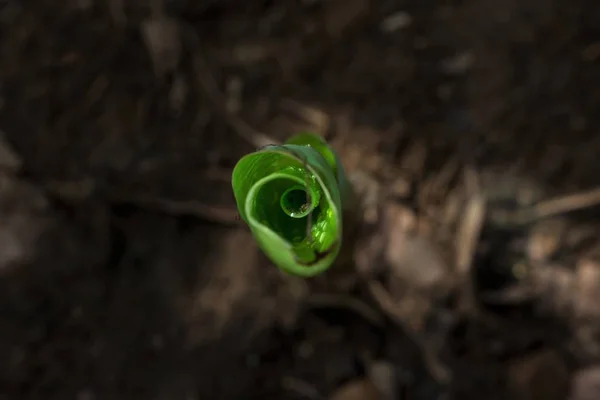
[231,132,353,277]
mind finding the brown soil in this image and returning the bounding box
[1,0,600,399]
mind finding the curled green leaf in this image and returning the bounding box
[231,133,348,277]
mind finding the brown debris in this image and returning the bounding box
[320,0,371,39]
[185,229,260,345]
[140,15,182,79]
[380,12,413,33]
[265,99,332,140]
[385,213,448,294]
[582,43,600,61]
[109,192,241,225]
[356,201,453,383]
[0,130,21,171]
[365,276,451,383]
[570,366,600,400]
[527,218,568,263]
[184,24,278,148]
[168,73,189,115]
[44,176,242,225]
[506,349,570,400]
[531,264,575,315]
[574,259,600,320]
[329,378,381,400]
[6,1,600,399]
[279,98,331,136]
[440,52,475,75]
[366,360,399,400]
[453,167,486,318]
[306,293,384,327]
[225,40,281,66]
[0,173,49,274]
[531,186,600,221]
[282,377,323,400]
[455,168,486,277]
[347,170,382,225]
[398,140,428,179]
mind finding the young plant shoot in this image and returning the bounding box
[231,132,352,277]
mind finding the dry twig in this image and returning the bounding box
[497,186,600,226]
[455,166,486,276]
[454,167,486,316]
[43,179,241,225]
[109,192,240,224]
[531,186,600,220]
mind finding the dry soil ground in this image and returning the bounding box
[2,0,600,399]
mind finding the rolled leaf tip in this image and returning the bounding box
[231,133,348,277]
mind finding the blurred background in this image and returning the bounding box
[1,0,600,399]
